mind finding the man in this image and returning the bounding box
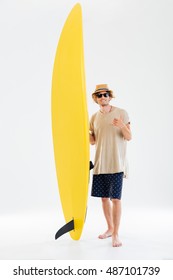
[89,84,132,247]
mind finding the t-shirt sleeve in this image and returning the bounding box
[122,109,130,124]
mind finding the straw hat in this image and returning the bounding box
[92,84,113,95]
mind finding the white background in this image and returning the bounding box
[0,0,173,260]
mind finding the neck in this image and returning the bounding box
[100,104,112,114]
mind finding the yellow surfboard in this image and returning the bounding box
[51,3,89,240]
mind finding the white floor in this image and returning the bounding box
[0,203,173,260]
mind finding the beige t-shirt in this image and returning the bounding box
[90,106,130,177]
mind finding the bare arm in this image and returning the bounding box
[89,131,96,145]
[120,123,132,141]
[112,119,132,141]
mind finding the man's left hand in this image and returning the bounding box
[112,117,125,129]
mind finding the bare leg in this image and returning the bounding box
[98,197,114,239]
[111,198,122,247]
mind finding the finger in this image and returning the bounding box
[113,119,118,123]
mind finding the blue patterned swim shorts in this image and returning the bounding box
[91,172,124,200]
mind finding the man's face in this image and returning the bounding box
[96,91,111,106]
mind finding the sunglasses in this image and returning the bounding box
[96,92,110,98]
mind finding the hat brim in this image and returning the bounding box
[92,90,113,95]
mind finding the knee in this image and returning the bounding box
[101,197,109,204]
[111,198,121,204]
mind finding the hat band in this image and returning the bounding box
[95,88,109,92]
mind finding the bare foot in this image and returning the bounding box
[112,234,122,247]
[98,230,113,239]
